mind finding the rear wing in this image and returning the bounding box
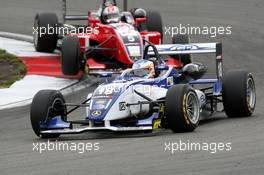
[148,43,223,80]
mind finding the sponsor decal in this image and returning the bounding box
[170,45,199,51]
[127,46,141,57]
[119,102,126,111]
[95,99,107,105]
[167,76,174,86]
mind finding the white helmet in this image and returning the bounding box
[102,5,121,24]
[132,60,155,78]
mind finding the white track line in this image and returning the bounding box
[0,75,78,110]
[0,36,60,57]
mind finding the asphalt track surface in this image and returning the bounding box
[1,0,264,174]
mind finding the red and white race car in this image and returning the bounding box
[33,0,191,76]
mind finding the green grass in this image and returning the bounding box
[0,49,27,88]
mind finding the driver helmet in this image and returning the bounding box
[102,5,121,24]
[132,60,155,78]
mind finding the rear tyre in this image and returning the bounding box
[30,90,66,138]
[165,84,200,132]
[171,34,192,66]
[33,13,58,53]
[223,71,256,118]
[61,36,81,75]
[146,10,163,43]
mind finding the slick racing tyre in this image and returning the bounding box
[146,10,163,43]
[30,90,66,138]
[223,71,256,118]
[165,84,200,132]
[171,34,192,66]
[61,36,81,75]
[33,13,58,53]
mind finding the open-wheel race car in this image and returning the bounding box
[30,42,256,138]
[33,0,192,76]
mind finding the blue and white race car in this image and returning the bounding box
[30,43,256,138]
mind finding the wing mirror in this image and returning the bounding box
[182,63,207,80]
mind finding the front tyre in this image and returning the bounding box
[223,71,256,118]
[165,84,200,132]
[30,90,66,138]
[61,36,81,75]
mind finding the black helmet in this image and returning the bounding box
[133,8,147,18]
